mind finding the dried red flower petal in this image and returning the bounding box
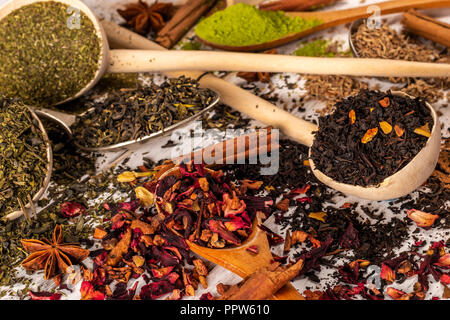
[441,274,450,285]
[339,223,360,250]
[61,202,85,218]
[407,209,439,228]
[208,219,241,245]
[28,291,62,300]
[80,281,105,300]
[380,263,396,283]
[386,287,410,300]
[140,280,175,300]
[435,254,450,267]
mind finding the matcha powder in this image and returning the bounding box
[195,3,322,47]
[0,1,101,106]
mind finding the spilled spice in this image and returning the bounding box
[0,99,49,217]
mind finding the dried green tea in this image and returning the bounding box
[0,98,49,217]
[0,1,101,106]
[70,76,217,148]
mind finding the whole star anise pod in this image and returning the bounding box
[118,0,174,35]
[237,49,278,83]
[21,225,90,280]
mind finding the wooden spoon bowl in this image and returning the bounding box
[155,166,305,300]
[196,0,450,52]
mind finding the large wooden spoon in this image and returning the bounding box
[197,0,450,51]
[1,0,450,107]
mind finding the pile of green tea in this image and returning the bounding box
[0,99,49,218]
[0,1,101,106]
[195,3,322,46]
[70,76,217,148]
[310,90,433,187]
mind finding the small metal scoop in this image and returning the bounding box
[348,18,366,58]
[5,108,53,221]
[33,91,220,152]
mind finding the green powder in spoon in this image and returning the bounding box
[195,3,322,47]
[0,1,101,106]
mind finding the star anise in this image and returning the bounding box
[118,0,174,35]
[21,225,90,280]
[237,49,278,83]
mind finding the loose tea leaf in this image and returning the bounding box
[310,90,433,187]
[0,99,48,217]
[71,76,217,148]
[0,1,101,106]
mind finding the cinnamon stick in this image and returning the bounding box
[402,10,450,48]
[259,0,339,12]
[218,259,304,300]
[174,127,279,166]
[155,0,217,49]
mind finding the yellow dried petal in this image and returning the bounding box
[361,127,378,144]
[303,160,310,166]
[117,171,153,182]
[349,109,356,124]
[308,211,327,222]
[117,171,137,183]
[135,186,154,207]
[414,123,431,138]
[379,121,392,134]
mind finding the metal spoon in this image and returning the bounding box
[34,92,220,152]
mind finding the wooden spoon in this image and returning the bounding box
[197,0,450,51]
[156,167,305,300]
[102,20,442,201]
[1,0,450,107]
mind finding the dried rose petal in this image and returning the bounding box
[151,266,174,278]
[246,245,259,254]
[61,202,85,218]
[440,274,450,285]
[222,192,246,217]
[29,291,62,300]
[436,254,450,267]
[208,220,241,245]
[406,209,439,228]
[381,264,396,283]
[386,287,410,300]
[80,281,105,300]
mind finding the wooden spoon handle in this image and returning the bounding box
[288,0,450,24]
[108,49,450,79]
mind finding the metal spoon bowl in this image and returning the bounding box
[5,108,53,221]
[33,91,220,152]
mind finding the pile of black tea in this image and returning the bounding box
[310,90,433,187]
[0,1,101,106]
[0,99,49,217]
[71,76,217,148]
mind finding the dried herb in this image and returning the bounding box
[70,76,217,148]
[0,1,101,106]
[310,90,433,187]
[0,99,48,217]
